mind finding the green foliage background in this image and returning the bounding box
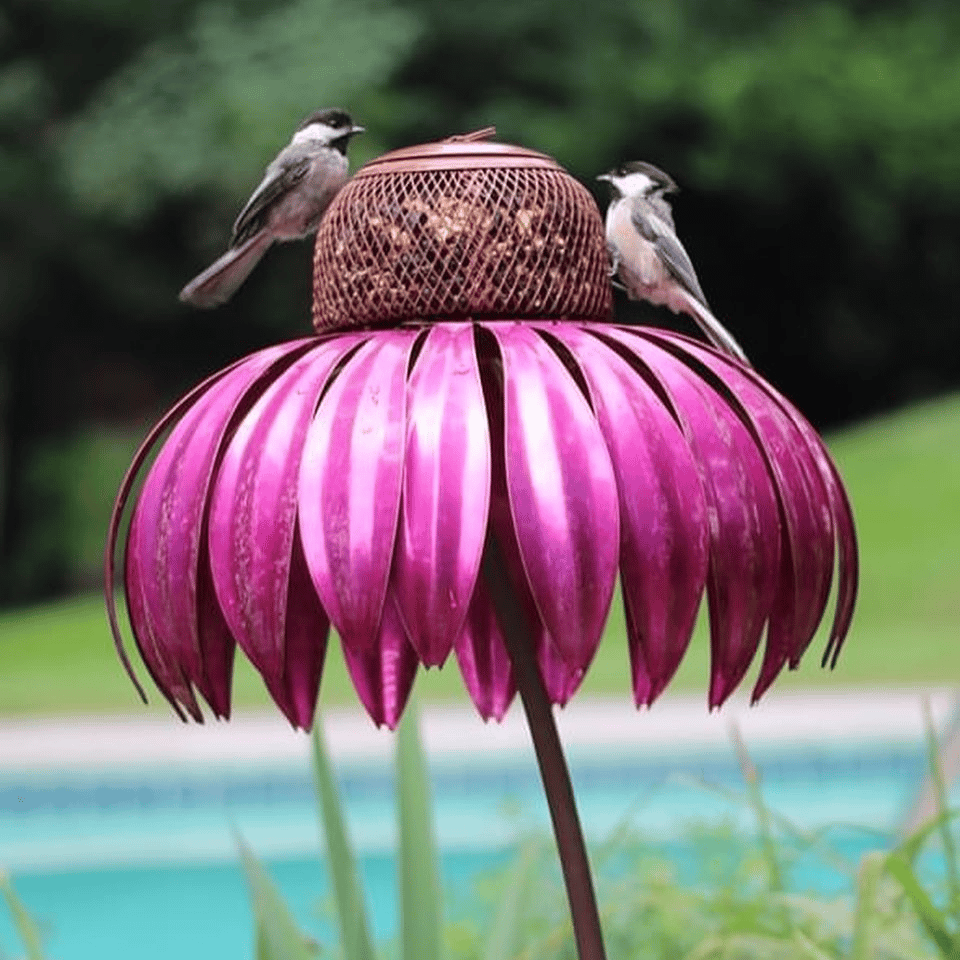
[1,0,959,600]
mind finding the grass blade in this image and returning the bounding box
[850,851,884,960]
[896,809,960,868]
[886,851,960,958]
[237,836,317,960]
[396,699,445,960]
[483,841,538,960]
[311,721,377,960]
[0,871,45,960]
[792,928,838,960]
[729,722,784,893]
[923,699,960,912]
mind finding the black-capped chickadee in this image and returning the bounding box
[179,108,364,309]
[597,162,749,365]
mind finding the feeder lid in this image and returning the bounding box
[353,128,562,177]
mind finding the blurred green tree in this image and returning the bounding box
[3,0,960,602]
[380,0,960,425]
[0,0,417,600]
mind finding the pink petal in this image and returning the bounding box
[454,577,515,721]
[298,331,417,654]
[772,386,859,669]
[474,331,573,707]
[485,507,581,706]
[207,337,361,712]
[124,528,200,720]
[536,629,587,705]
[553,326,710,705]
[394,324,491,666]
[273,527,330,729]
[125,342,301,717]
[341,592,419,729]
[677,341,837,699]
[491,323,620,674]
[107,360,246,708]
[604,328,781,707]
[815,459,858,670]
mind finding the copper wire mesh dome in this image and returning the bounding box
[312,133,613,331]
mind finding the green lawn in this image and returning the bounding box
[2,392,959,718]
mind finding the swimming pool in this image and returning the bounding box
[0,726,950,960]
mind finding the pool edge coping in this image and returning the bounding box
[2,686,957,773]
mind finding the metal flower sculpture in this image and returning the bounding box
[107,133,857,960]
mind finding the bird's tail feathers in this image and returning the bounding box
[681,292,751,366]
[179,233,273,309]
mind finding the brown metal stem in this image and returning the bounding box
[482,533,607,960]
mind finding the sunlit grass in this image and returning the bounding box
[1,391,958,716]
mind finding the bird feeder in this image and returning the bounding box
[108,129,857,960]
[311,131,612,330]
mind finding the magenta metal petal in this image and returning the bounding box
[485,505,580,706]
[603,328,782,707]
[777,391,859,670]
[207,342,353,671]
[124,528,200,720]
[107,361,244,708]
[454,577,515,720]
[675,341,837,698]
[394,325,491,666]
[341,592,419,729]
[475,338,570,706]
[536,629,587,705]
[662,333,857,680]
[207,337,361,725]
[274,527,331,729]
[298,331,417,654]
[109,312,856,728]
[490,323,620,674]
[815,460,858,669]
[125,342,299,717]
[552,326,710,705]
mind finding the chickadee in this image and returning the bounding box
[179,108,364,309]
[597,161,749,365]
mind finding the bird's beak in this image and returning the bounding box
[351,125,366,136]
[596,173,612,183]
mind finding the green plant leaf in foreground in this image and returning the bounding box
[885,850,960,959]
[850,851,885,960]
[397,700,445,960]
[236,837,317,960]
[923,701,960,914]
[0,871,45,960]
[483,841,538,960]
[730,721,784,894]
[311,721,377,960]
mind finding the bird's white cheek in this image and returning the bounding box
[615,172,656,196]
[290,123,330,147]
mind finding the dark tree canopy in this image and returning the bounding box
[2,0,959,599]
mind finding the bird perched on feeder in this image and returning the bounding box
[597,161,749,365]
[179,108,364,309]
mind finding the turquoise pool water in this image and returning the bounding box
[0,741,947,959]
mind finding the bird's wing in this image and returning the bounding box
[630,200,709,308]
[231,155,312,246]
[647,193,676,232]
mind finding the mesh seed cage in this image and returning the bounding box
[312,132,613,332]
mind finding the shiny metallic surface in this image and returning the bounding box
[106,137,856,731]
[108,322,857,729]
